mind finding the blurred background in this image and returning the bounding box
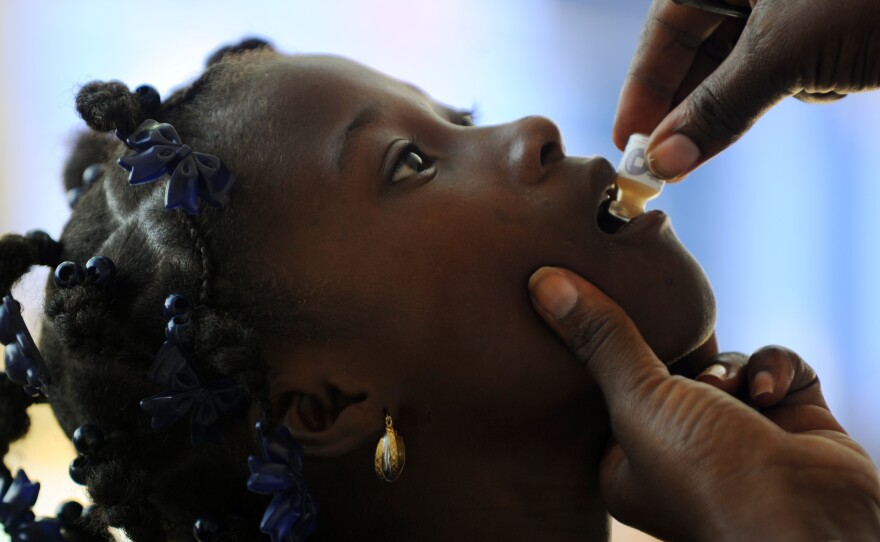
[1,1,878,540]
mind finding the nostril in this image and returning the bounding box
[540,141,565,167]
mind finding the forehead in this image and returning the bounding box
[265,55,432,139]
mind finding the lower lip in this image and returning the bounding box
[614,209,668,235]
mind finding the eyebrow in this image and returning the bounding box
[334,102,474,175]
[407,83,474,126]
[336,105,383,174]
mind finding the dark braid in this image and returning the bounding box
[0,373,33,466]
[205,37,272,67]
[0,232,61,293]
[62,131,113,193]
[178,212,213,304]
[75,81,146,135]
[13,38,284,541]
[0,232,60,527]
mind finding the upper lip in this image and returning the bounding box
[580,155,618,209]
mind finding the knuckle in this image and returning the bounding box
[752,345,819,389]
[683,82,750,148]
[625,71,677,102]
[751,345,794,372]
[789,355,819,390]
[753,345,790,359]
[648,11,703,52]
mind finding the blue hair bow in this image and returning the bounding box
[0,470,63,542]
[247,421,318,542]
[0,295,50,398]
[139,341,248,447]
[118,119,236,215]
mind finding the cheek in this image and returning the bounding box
[365,258,598,435]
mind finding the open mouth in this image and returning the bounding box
[597,185,626,234]
[596,184,666,235]
[582,156,665,236]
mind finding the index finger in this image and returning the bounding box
[613,0,725,150]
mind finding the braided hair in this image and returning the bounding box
[0,230,61,473]
[0,38,290,541]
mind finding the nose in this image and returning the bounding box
[502,116,565,184]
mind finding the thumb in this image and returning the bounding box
[646,35,792,180]
[528,267,668,408]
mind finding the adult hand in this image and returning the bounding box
[613,0,880,180]
[528,266,880,541]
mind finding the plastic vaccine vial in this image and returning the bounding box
[608,134,666,222]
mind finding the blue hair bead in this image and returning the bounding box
[68,455,90,486]
[69,163,105,209]
[0,295,51,398]
[0,299,18,346]
[84,256,117,288]
[165,314,194,345]
[4,345,34,394]
[53,261,85,288]
[135,85,161,114]
[163,294,192,320]
[67,187,83,209]
[164,294,194,344]
[81,163,105,187]
[193,512,224,541]
[69,426,130,487]
[55,501,84,527]
[72,424,105,455]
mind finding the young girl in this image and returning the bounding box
[0,38,755,541]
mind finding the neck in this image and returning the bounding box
[309,397,611,541]
[404,439,609,541]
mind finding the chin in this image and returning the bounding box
[579,222,718,364]
[646,292,716,364]
[629,257,717,364]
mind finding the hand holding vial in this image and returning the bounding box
[613,0,880,180]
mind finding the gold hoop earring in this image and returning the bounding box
[374,411,405,482]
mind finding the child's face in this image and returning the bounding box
[246,54,715,450]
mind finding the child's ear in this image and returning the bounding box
[265,342,392,460]
[280,384,383,460]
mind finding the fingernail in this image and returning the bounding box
[529,269,579,319]
[647,133,700,179]
[697,363,728,382]
[752,370,775,399]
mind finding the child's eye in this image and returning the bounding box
[391,144,434,183]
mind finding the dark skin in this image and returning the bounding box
[613,0,880,179]
[230,52,879,540]
[530,268,880,540]
[237,54,715,541]
[591,1,880,536]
